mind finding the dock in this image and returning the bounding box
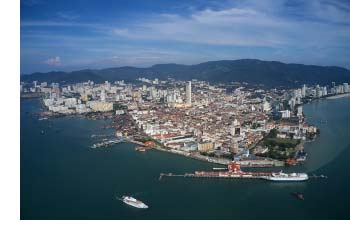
[309,174,328,179]
[159,162,327,181]
[159,173,185,180]
[159,172,328,181]
[91,138,125,149]
[159,172,266,180]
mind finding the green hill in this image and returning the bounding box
[21,59,350,87]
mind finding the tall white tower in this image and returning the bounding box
[186,81,192,105]
[100,90,106,101]
[301,84,306,97]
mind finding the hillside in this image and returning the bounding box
[21,59,350,87]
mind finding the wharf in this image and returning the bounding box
[309,174,328,179]
[91,138,125,149]
[159,172,328,181]
[159,162,327,181]
[159,173,266,180]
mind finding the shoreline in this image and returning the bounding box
[129,140,285,167]
[31,96,297,168]
[30,93,320,169]
[326,93,350,100]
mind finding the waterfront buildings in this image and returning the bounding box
[21,78,349,164]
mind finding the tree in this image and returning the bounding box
[267,128,278,138]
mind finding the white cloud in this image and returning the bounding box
[45,56,61,66]
[113,8,290,47]
[112,0,350,48]
[57,11,80,20]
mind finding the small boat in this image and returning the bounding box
[320,175,328,179]
[292,192,304,201]
[135,146,146,152]
[40,130,45,135]
[120,196,148,209]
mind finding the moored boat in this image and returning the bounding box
[262,171,308,182]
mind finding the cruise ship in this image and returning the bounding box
[122,196,148,209]
[262,171,308,182]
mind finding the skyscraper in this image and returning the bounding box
[100,90,106,101]
[186,81,192,105]
[301,84,306,97]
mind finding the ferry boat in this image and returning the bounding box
[262,171,308,182]
[122,196,148,209]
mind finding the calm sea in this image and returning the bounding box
[20,97,350,219]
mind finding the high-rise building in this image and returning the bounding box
[297,106,303,117]
[323,86,327,96]
[301,84,306,97]
[186,81,192,105]
[100,90,106,101]
[316,85,323,98]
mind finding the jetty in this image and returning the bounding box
[91,138,125,149]
[159,162,327,181]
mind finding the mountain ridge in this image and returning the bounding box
[21,59,350,87]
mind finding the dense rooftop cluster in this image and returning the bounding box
[20,78,349,164]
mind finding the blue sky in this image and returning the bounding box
[21,0,350,74]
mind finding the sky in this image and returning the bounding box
[21,0,350,74]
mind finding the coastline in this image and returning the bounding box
[326,93,350,99]
[31,95,299,168]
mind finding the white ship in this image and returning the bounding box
[122,196,148,209]
[262,171,308,182]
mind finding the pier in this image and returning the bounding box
[91,138,125,149]
[159,173,185,180]
[159,172,328,181]
[159,162,327,181]
[309,174,328,179]
[159,172,266,180]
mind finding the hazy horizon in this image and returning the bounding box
[21,58,350,75]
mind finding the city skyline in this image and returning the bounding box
[21,0,350,74]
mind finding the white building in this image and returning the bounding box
[301,84,306,97]
[100,90,106,101]
[186,81,192,105]
[297,106,303,117]
[263,101,271,112]
[280,110,291,118]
